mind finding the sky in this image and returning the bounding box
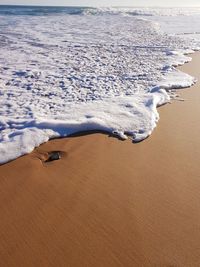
[0,0,200,6]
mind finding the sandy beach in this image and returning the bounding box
[0,52,200,266]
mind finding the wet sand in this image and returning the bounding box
[0,53,200,267]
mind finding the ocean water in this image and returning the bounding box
[0,6,200,164]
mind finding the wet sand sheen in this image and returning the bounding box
[0,53,200,266]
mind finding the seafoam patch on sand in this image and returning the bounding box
[0,7,199,164]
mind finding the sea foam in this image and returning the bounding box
[0,6,199,164]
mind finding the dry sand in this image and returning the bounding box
[0,53,200,267]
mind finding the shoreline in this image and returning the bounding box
[0,52,200,266]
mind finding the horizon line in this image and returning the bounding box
[0,4,200,8]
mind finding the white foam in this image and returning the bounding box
[0,8,199,164]
[159,69,196,90]
[0,89,171,164]
[85,7,200,17]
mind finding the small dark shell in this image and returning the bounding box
[46,151,61,162]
